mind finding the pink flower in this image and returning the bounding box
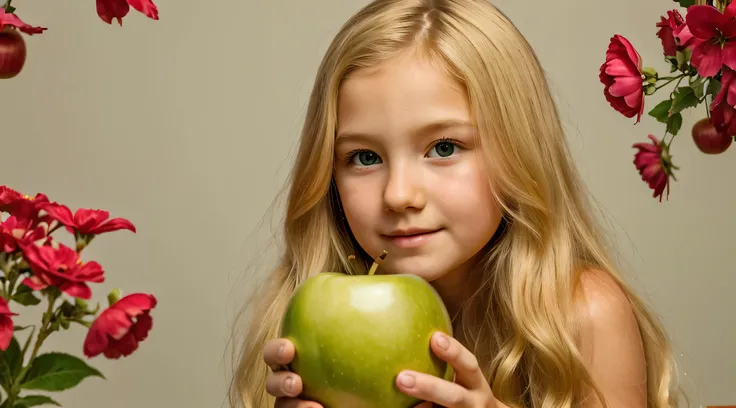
[83,293,157,359]
[0,9,47,35]
[686,3,736,77]
[600,35,645,123]
[41,203,136,236]
[633,135,677,202]
[0,297,17,351]
[709,66,736,135]
[657,10,701,57]
[96,0,159,26]
[21,243,105,299]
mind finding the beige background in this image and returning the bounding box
[0,0,734,407]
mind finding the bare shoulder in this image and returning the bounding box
[577,268,637,327]
[574,268,648,408]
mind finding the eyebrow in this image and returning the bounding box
[335,119,475,142]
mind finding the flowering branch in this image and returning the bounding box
[600,0,734,201]
[0,0,159,79]
[0,186,157,407]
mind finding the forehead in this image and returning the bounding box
[336,51,472,138]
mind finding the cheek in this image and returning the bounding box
[436,162,500,241]
[334,173,383,246]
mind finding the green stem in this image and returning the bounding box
[6,292,58,407]
[3,0,12,12]
[654,76,684,90]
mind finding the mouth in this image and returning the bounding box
[382,228,443,249]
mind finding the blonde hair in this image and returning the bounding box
[228,0,680,407]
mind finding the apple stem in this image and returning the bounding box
[368,250,388,276]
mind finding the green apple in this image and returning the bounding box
[279,252,454,408]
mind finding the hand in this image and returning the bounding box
[396,332,497,408]
[263,338,324,408]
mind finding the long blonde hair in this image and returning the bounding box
[228,0,680,407]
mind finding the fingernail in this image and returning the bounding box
[278,344,285,358]
[398,372,415,388]
[284,376,294,392]
[436,333,449,350]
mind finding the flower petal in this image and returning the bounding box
[0,9,47,35]
[722,41,736,72]
[127,0,159,20]
[90,217,136,234]
[691,41,724,77]
[686,6,727,39]
[133,312,153,342]
[59,282,93,300]
[21,276,48,291]
[96,0,130,26]
[0,315,13,351]
[40,203,75,229]
[608,76,642,99]
[113,293,157,317]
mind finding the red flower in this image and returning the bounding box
[96,0,159,26]
[83,293,157,359]
[686,3,736,77]
[0,215,50,253]
[657,10,701,57]
[710,66,736,135]
[600,35,645,123]
[0,297,17,351]
[0,186,50,222]
[21,243,105,299]
[633,135,677,202]
[41,203,136,236]
[0,9,47,35]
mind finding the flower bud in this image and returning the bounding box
[642,66,658,81]
[107,288,121,307]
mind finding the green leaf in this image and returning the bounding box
[670,86,700,115]
[13,396,61,408]
[21,353,104,392]
[667,112,683,136]
[707,78,722,96]
[691,77,707,99]
[648,99,673,124]
[677,0,695,6]
[12,284,41,307]
[5,5,15,13]
[0,337,22,393]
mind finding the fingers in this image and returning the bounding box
[274,397,323,408]
[266,370,303,398]
[396,370,472,408]
[430,332,486,390]
[263,338,295,370]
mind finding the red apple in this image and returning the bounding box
[0,27,26,79]
[692,117,733,154]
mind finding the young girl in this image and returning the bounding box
[229,0,680,407]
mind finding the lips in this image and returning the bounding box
[382,228,442,249]
[384,228,440,237]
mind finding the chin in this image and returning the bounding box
[378,255,452,282]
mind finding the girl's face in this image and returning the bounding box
[333,50,502,302]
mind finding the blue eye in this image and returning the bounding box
[428,141,457,158]
[350,150,382,166]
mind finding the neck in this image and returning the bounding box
[430,263,476,319]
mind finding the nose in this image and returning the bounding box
[383,162,426,212]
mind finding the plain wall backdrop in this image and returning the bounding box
[0,0,734,407]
